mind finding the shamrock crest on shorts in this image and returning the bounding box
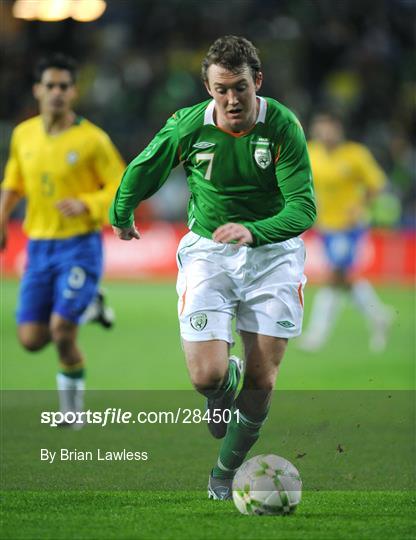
[190,313,208,331]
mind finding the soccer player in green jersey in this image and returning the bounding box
[110,36,316,499]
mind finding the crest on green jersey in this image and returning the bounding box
[254,145,272,169]
[190,313,208,331]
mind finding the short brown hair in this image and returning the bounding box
[201,35,261,82]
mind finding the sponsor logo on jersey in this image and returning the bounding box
[254,146,272,169]
[66,151,79,164]
[276,320,295,328]
[190,312,208,331]
[251,137,270,146]
[193,141,215,149]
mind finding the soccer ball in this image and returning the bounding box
[232,454,302,516]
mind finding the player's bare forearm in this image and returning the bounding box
[55,198,89,217]
[112,224,141,241]
[0,189,22,250]
[212,223,253,246]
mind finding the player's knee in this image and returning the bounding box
[190,365,226,394]
[51,333,73,356]
[244,372,275,393]
[50,323,76,355]
[18,334,47,352]
[19,336,45,352]
[18,328,49,352]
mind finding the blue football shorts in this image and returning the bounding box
[320,227,366,271]
[17,232,103,325]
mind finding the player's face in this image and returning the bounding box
[205,64,263,133]
[33,68,77,116]
[310,116,344,148]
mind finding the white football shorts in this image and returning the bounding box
[176,231,306,343]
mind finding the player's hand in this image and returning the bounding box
[56,198,88,217]
[112,225,141,241]
[212,223,253,245]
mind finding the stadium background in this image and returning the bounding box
[1,0,415,281]
[1,2,415,539]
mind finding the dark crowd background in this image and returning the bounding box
[1,0,415,226]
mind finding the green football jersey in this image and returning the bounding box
[110,97,316,246]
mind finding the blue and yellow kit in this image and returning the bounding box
[307,141,386,232]
[308,140,386,269]
[3,115,125,323]
[3,115,125,239]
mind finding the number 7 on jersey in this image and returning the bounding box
[196,152,214,180]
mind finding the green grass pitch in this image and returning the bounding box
[1,279,415,539]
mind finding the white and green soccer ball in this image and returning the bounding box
[232,454,302,516]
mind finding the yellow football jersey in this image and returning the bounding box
[2,116,125,239]
[308,141,386,230]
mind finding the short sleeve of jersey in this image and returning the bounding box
[78,130,125,225]
[110,115,180,228]
[2,129,24,195]
[91,131,125,186]
[244,120,316,246]
[353,144,386,192]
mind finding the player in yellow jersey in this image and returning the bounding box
[300,111,393,352]
[0,54,125,421]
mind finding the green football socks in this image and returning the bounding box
[212,408,267,479]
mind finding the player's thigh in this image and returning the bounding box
[237,239,306,339]
[53,233,103,324]
[16,263,54,325]
[176,232,238,344]
[18,323,51,351]
[182,339,230,388]
[53,265,100,324]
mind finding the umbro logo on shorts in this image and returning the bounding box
[190,313,208,331]
[277,320,295,328]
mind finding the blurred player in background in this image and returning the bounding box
[111,36,316,499]
[299,112,393,352]
[0,53,125,420]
